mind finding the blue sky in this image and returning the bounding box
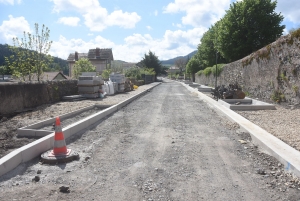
[0,0,299,62]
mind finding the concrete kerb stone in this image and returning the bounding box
[0,149,22,177]
[17,105,96,137]
[0,82,161,177]
[180,81,300,178]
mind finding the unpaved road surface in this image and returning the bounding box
[1,80,300,201]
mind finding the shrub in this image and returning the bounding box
[203,67,212,77]
[125,67,142,80]
[197,70,204,76]
[211,63,225,76]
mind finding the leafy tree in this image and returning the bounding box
[138,51,162,80]
[186,56,202,81]
[109,61,124,73]
[141,68,156,76]
[197,23,227,68]
[174,58,186,74]
[5,23,53,81]
[101,69,112,79]
[0,65,6,80]
[217,0,285,62]
[125,67,142,80]
[73,58,96,79]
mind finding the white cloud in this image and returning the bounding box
[276,0,300,25]
[164,0,230,27]
[57,17,80,26]
[50,35,116,60]
[172,23,183,28]
[154,10,158,16]
[50,27,206,62]
[0,15,31,43]
[146,26,152,30]
[51,0,141,31]
[0,0,21,5]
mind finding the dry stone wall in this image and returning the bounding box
[195,33,300,105]
[0,80,78,116]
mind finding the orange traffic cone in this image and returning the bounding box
[48,117,71,157]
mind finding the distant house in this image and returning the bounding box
[167,66,180,74]
[67,48,114,78]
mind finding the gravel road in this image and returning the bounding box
[0,80,299,201]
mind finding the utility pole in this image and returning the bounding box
[215,51,218,100]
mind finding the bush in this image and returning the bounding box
[125,67,142,80]
[101,69,111,79]
[211,63,225,77]
[203,67,212,77]
[197,70,204,76]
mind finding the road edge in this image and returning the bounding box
[181,81,300,178]
[0,82,161,177]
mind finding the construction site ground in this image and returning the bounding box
[0,79,300,200]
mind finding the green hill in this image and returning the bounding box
[0,43,69,75]
[160,50,197,66]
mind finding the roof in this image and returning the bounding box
[67,53,88,62]
[42,72,69,80]
[88,48,114,60]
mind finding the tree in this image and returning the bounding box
[174,58,186,74]
[110,61,124,73]
[186,56,202,82]
[197,23,227,68]
[217,0,285,62]
[101,69,112,79]
[5,23,53,81]
[0,65,6,80]
[73,58,96,79]
[138,51,162,80]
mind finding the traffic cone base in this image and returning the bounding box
[48,149,71,157]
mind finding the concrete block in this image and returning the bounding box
[17,129,35,137]
[20,134,54,162]
[62,95,84,100]
[35,130,53,137]
[88,112,104,126]
[78,80,100,86]
[78,86,100,93]
[62,126,72,139]
[81,93,99,98]
[68,118,90,136]
[0,149,22,177]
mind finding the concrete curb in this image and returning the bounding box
[181,82,300,178]
[0,82,161,177]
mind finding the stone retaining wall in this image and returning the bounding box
[195,34,300,105]
[0,80,78,116]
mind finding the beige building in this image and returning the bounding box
[67,48,114,77]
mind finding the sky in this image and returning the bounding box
[0,0,299,62]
